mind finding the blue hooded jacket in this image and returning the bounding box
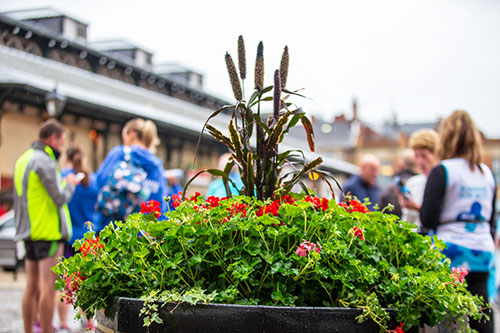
[206,172,244,197]
[61,168,99,244]
[95,145,167,231]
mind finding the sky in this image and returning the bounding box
[2,0,500,137]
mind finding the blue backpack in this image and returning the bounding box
[96,146,150,220]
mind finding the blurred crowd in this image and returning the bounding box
[342,110,497,333]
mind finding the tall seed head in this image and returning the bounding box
[225,52,243,101]
[273,70,282,121]
[254,41,264,92]
[279,46,289,89]
[237,35,246,80]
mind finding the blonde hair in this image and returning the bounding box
[409,129,440,154]
[438,110,483,171]
[123,118,159,151]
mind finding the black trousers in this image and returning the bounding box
[465,272,494,333]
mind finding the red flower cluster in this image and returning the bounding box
[304,196,329,211]
[352,227,365,241]
[172,192,204,209]
[281,194,296,205]
[296,240,322,257]
[205,196,221,208]
[172,192,183,208]
[61,271,85,305]
[220,202,249,224]
[227,202,248,217]
[338,200,369,214]
[451,267,468,284]
[389,322,404,333]
[140,200,161,218]
[79,236,104,257]
[256,200,280,217]
[189,192,201,201]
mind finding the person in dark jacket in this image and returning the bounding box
[343,154,381,211]
[378,149,417,218]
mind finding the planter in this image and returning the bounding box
[96,297,408,333]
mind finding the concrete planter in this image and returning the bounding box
[95,297,409,333]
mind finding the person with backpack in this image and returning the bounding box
[95,118,168,231]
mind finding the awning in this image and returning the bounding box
[0,45,358,175]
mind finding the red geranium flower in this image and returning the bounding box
[339,200,369,214]
[172,192,183,208]
[281,194,296,205]
[189,192,201,201]
[352,227,365,241]
[256,200,280,217]
[140,200,162,218]
[205,196,221,208]
[389,322,404,333]
[79,236,104,257]
[304,196,329,211]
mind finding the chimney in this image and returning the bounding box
[334,114,347,122]
[352,97,358,121]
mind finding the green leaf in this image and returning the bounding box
[193,104,235,165]
[300,116,315,152]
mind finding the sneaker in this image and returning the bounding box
[58,325,70,333]
[32,322,41,333]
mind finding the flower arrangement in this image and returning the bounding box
[55,196,485,331]
[53,37,487,332]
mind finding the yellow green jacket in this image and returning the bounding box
[14,141,73,241]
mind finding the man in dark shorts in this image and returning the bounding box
[14,119,79,333]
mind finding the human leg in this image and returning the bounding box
[466,272,493,333]
[57,243,74,330]
[22,259,39,333]
[38,242,63,333]
[56,290,70,330]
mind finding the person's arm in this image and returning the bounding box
[489,175,497,238]
[34,157,75,206]
[420,165,447,229]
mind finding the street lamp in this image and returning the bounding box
[44,88,66,118]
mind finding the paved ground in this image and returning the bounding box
[0,269,86,333]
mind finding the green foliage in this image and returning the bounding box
[187,36,334,201]
[53,194,487,332]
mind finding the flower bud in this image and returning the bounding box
[237,35,246,80]
[254,41,264,92]
[279,46,289,89]
[225,52,243,101]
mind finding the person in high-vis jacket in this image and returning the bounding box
[14,119,79,333]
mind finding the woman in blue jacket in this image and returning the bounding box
[95,118,167,231]
[59,145,99,331]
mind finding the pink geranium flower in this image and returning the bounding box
[451,267,468,284]
[296,240,321,257]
